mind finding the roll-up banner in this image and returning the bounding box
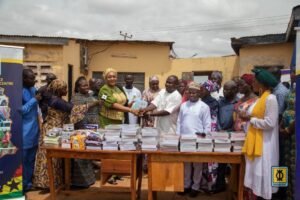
[0,45,24,199]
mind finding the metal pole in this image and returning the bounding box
[295,27,300,200]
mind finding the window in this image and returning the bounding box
[92,71,145,92]
[24,63,53,88]
[193,71,213,84]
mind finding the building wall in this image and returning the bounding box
[86,41,172,89]
[239,42,293,75]
[62,40,82,89]
[169,55,239,85]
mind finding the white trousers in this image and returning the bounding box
[184,162,203,190]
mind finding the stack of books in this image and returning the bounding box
[85,131,102,150]
[44,128,62,146]
[103,126,121,150]
[230,131,246,152]
[180,134,197,152]
[197,137,213,152]
[119,124,139,151]
[141,127,159,151]
[214,139,232,152]
[160,135,179,152]
[60,124,74,148]
[210,131,229,140]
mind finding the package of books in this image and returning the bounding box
[43,136,61,146]
[71,134,86,150]
[60,130,74,149]
[141,127,159,151]
[85,131,102,150]
[119,124,139,150]
[180,134,197,152]
[102,141,119,150]
[160,135,179,152]
[197,137,213,152]
[46,128,62,137]
[214,139,231,152]
[230,131,246,141]
[210,131,229,140]
[230,131,246,152]
[44,128,62,146]
[131,99,148,110]
[63,124,74,131]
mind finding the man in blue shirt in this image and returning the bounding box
[217,80,238,131]
[22,69,41,192]
[216,80,238,192]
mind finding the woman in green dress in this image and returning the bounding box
[98,68,138,128]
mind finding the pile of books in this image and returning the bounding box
[119,124,139,151]
[141,127,159,150]
[85,131,102,150]
[44,127,62,146]
[197,137,213,152]
[60,124,74,148]
[214,139,232,152]
[230,131,246,152]
[180,134,197,152]
[210,131,229,140]
[160,135,179,152]
[103,125,121,150]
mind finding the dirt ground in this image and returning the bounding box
[26,176,228,200]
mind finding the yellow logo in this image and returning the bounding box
[272,166,288,187]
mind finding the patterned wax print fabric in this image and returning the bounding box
[70,93,97,187]
[233,97,257,132]
[33,96,87,188]
[281,91,296,200]
[142,88,160,127]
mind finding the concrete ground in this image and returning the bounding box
[26,175,228,200]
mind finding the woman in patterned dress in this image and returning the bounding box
[141,75,161,127]
[33,79,100,190]
[233,74,257,132]
[279,75,296,200]
[71,76,100,187]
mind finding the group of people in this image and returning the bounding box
[22,66,295,200]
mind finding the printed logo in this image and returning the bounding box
[101,94,107,100]
[272,166,288,187]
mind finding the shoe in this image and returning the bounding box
[189,189,198,198]
[177,188,190,196]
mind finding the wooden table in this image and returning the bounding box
[42,145,143,200]
[145,151,245,200]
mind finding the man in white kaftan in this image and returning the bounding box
[176,82,211,197]
[142,75,182,136]
[123,74,142,124]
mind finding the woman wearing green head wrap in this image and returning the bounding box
[239,68,279,199]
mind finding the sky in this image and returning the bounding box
[0,0,299,58]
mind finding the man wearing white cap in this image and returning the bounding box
[176,82,211,197]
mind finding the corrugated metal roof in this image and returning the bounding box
[0,34,174,47]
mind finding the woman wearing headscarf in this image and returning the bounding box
[240,68,279,200]
[233,74,257,132]
[33,79,100,189]
[200,80,219,131]
[142,75,161,127]
[98,68,138,128]
[199,80,221,193]
[70,76,100,187]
